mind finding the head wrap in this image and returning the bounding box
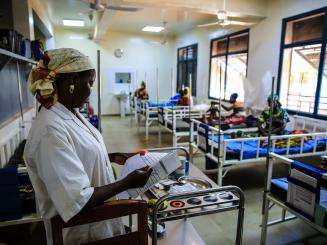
[183,87,190,98]
[230,93,238,101]
[28,48,93,108]
[267,94,281,108]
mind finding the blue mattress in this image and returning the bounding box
[209,135,327,160]
[148,101,177,107]
[147,94,181,107]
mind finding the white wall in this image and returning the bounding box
[174,0,327,109]
[247,0,327,110]
[174,26,244,103]
[54,28,176,115]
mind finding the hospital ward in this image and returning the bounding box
[1,0,327,244]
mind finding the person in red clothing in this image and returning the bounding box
[178,87,192,106]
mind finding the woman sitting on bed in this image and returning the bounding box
[258,95,289,136]
[134,81,149,100]
[178,87,192,106]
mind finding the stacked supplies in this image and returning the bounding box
[286,160,327,224]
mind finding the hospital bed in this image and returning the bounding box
[190,115,327,186]
[158,106,205,147]
[137,98,179,139]
[129,95,138,124]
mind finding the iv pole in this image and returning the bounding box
[156,66,159,105]
[217,60,223,186]
[97,50,102,133]
[262,76,275,214]
[171,67,174,97]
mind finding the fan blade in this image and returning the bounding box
[105,5,142,12]
[228,20,255,26]
[197,21,219,28]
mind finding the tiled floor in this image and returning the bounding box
[103,115,327,245]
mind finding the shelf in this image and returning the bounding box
[0,48,37,65]
[266,193,327,236]
[0,213,41,227]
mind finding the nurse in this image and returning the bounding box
[24,48,152,245]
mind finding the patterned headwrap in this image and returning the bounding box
[183,87,190,98]
[28,48,93,109]
[267,94,281,108]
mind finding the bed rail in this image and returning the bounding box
[158,108,204,147]
[221,132,327,164]
[293,115,327,132]
[190,118,327,186]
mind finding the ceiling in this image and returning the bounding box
[46,0,95,29]
[44,0,267,38]
[105,8,215,34]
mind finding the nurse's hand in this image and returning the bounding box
[109,150,148,165]
[125,166,153,189]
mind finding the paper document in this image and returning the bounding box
[118,151,180,199]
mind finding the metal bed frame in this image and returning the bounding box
[147,147,245,245]
[260,152,327,244]
[190,115,327,186]
[158,106,204,147]
[129,95,138,125]
[134,98,180,139]
[137,99,163,139]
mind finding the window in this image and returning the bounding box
[278,8,327,118]
[177,44,197,96]
[209,30,249,101]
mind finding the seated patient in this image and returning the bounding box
[203,101,220,124]
[178,87,192,106]
[220,93,243,117]
[134,81,149,100]
[258,95,290,136]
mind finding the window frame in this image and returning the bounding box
[208,29,250,100]
[277,7,327,120]
[176,43,198,96]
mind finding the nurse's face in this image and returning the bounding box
[73,69,96,107]
[55,69,96,109]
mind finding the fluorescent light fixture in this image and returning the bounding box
[142,25,164,33]
[62,19,85,27]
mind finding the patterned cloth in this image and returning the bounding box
[134,81,149,100]
[259,95,289,132]
[28,48,93,108]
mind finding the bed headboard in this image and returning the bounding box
[0,126,25,168]
[293,115,327,132]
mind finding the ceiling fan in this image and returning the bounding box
[80,0,142,13]
[197,0,255,28]
[147,21,169,46]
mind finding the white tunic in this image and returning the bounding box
[24,103,124,245]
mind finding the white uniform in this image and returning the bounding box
[24,103,124,245]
